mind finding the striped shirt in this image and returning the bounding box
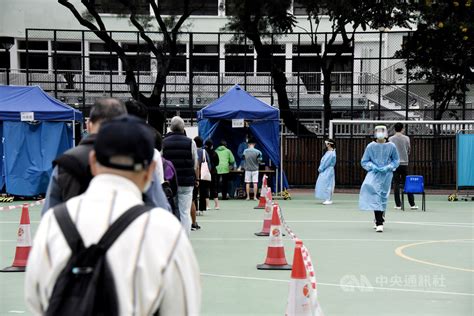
[25,174,201,316]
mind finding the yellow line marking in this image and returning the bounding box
[395,239,474,273]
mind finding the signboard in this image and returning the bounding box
[232,119,245,128]
[20,112,35,122]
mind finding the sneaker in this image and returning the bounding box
[254,198,258,201]
[245,198,250,201]
[215,206,220,210]
[191,223,201,230]
[410,205,419,210]
[394,206,401,210]
[322,200,333,205]
[206,207,211,211]
[375,225,384,233]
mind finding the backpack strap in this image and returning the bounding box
[97,204,154,251]
[54,203,85,253]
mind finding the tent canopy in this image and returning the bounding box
[197,85,288,190]
[0,85,80,196]
[197,84,279,121]
[0,85,82,121]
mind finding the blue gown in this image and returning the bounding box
[315,150,337,201]
[359,142,400,211]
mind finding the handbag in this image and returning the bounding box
[200,151,212,181]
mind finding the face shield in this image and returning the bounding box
[374,125,388,140]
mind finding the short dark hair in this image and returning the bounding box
[326,138,336,149]
[194,136,203,148]
[89,98,127,124]
[205,139,213,148]
[394,122,404,132]
[220,140,227,147]
[248,138,257,145]
[125,99,148,120]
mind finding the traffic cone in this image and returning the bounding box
[255,188,273,236]
[254,175,268,209]
[286,239,312,315]
[286,240,324,316]
[1,204,32,272]
[257,204,292,270]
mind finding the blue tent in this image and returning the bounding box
[197,84,288,191]
[0,85,83,196]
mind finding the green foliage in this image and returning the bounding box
[397,0,473,118]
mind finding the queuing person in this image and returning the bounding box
[215,140,235,200]
[389,123,418,210]
[205,139,220,210]
[359,125,400,233]
[242,138,262,201]
[194,136,211,216]
[162,116,198,235]
[26,115,201,315]
[315,139,337,205]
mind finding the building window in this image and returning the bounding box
[225,44,254,74]
[256,44,286,74]
[293,1,307,16]
[122,42,151,72]
[89,42,118,72]
[0,51,10,69]
[168,44,187,73]
[292,44,322,93]
[18,40,49,71]
[192,44,219,73]
[95,0,149,15]
[52,41,82,72]
[159,0,218,16]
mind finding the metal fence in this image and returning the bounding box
[1,29,473,187]
[0,29,469,122]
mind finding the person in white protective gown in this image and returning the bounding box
[315,139,337,205]
[359,125,400,233]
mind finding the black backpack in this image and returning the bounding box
[45,203,153,316]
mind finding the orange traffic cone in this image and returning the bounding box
[257,204,292,270]
[286,239,312,315]
[1,204,32,272]
[254,175,269,209]
[255,188,273,236]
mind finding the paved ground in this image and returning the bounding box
[0,192,473,315]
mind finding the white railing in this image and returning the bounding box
[329,119,474,138]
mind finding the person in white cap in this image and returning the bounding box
[359,125,400,233]
[315,139,337,205]
[25,115,201,315]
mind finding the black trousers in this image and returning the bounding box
[374,211,385,226]
[209,173,218,199]
[393,165,415,207]
[199,180,210,211]
[219,173,231,200]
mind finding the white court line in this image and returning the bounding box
[197,220,473,228]
[0,240,16,242]
[201,273,474,297]
[192,238,474,243]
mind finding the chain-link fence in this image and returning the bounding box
[1,28,472,187]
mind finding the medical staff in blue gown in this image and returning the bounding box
[359,125,400,233]
[315,139,337,205]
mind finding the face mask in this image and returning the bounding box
[375,132,385,139]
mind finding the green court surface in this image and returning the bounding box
[0,193,473,315]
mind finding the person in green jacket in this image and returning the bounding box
[215,140,236,200]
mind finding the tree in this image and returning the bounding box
[226,0,415,136]
[295,0,415,134]
[397,0,474,120]
[58,0,204,131]
[225,0,311,135]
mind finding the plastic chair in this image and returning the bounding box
[402,175,426,211]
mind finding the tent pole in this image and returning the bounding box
[280,128,283,196]
[72,120,76,148]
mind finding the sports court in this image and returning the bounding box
[1,192,472,315]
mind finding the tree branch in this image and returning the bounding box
[81,0,107,31]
